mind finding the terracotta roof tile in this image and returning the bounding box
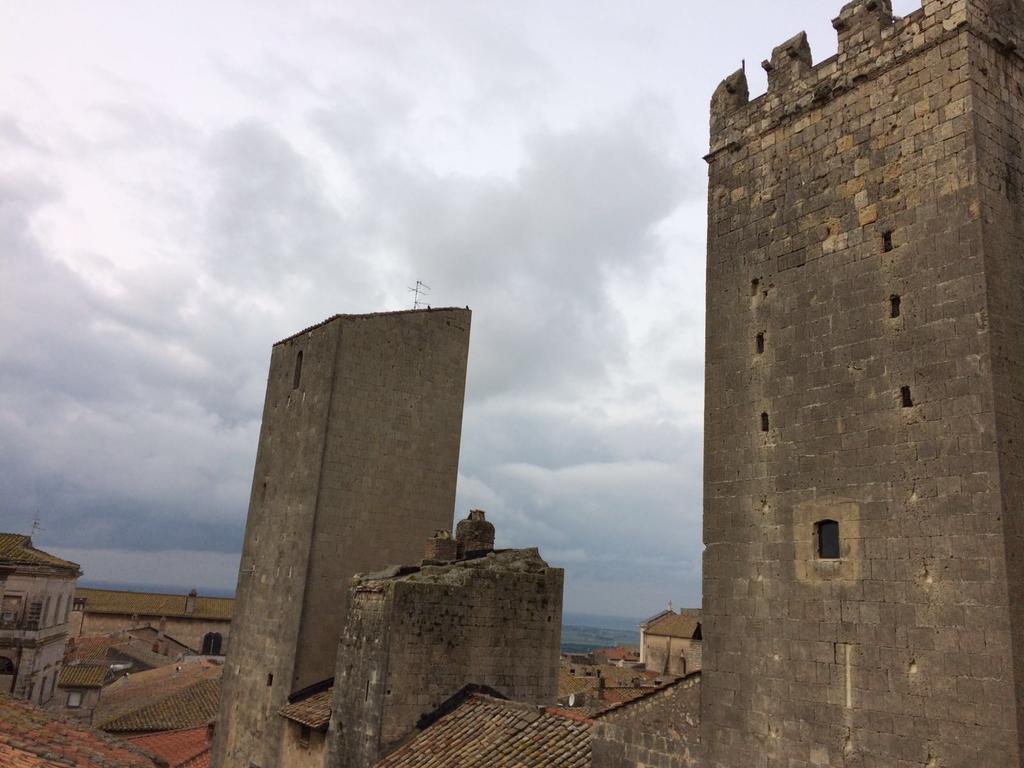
[100,678,220,733]
[0,694,163,767]
[0,533,80,573]
[374,695,592,768]
[75,588,234,621]
[645,612,700,639]
[95,659,221,729]
[128,726,210,768]
[279,688,333,730]
[59,664,109,689]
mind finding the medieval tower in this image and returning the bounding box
[703,1,1024,766]
[212,308,471,768]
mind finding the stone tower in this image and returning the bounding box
[212,308,471,768]
[703,1,1024,766]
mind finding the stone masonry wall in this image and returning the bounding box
[211,309,471,768]
[703,1,1024,766]
[591,675,702,768]
[327,549,563,768]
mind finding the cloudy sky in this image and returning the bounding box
[0,0,920,619]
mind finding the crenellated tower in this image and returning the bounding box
[703,1,1024,766]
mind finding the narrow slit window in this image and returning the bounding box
[292,351,303,390]
[266,673,274,687]
[750,278,760,297]
[756,332,765,354]
[761,412,770,432]
[883,230,894,252]
[817,520,840,559]
[890,294,901,318]
[901,386,913,408]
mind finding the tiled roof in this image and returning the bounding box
[95,659,221,729]
[75,588,234,621]
[279,688,333,730]
[65,633,178,672]
[181,752,210,768]
[0,534,80,573]
[645,612,701,639]
[0,693,163,767]
[128,726,211,768]
[59,664,109,689]
[374,695,592,768]
[558,669,592,698]
[275,306,469,346]
[100,679,220,733]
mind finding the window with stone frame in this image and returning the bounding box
[67,690,83,708]
[816,520,840,559]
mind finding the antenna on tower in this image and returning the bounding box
[29,515,43,539]
[408,280,431,309]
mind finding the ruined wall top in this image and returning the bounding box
[707,0,1024,157]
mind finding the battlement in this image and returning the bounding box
[707,0,1024,155]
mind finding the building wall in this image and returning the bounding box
[328,549,564,768]
[72,612,231,655]
[702,1,1024,766]
[591,675,702,768]
[0,571,76,704]
[212,309,471,768]
[643,635,701,677]
[52,685,103,723]
[280,721,327,768]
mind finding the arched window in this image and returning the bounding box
[0,657,14,675]
[202,632,223,655]
[816,520,841,560]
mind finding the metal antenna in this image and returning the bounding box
[408,280,431,309]
[30,515,43,538]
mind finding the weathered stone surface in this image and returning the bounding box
[327,548,563,768]
[702,1,1024,766]
[211,308,471,768]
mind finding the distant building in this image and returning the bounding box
[593,646,640,667]
[54,662,108,722]
[279,681,333,768]
[0,533,81,706]
[0,691,163,768]
[71,586,233,655]
[640,611,701,677]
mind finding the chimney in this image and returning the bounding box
[455,509,495,558]
[596,672,606,700]
[185,589,197,616]
[424,530,457,562]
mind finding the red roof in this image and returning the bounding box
[129,727,210,768]
[0,694,163,767]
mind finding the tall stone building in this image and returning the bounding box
[212,308,471,768]
[703,1,1024,766]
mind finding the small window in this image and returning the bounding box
[901,386,913,408]
[267,673,274,687]
[292,350,303,390]
[0,657,13,674]
[890,295,901,318]
[817,520,840,559]
[750,278,760,297]
[298,724,311,748]
[67,690,83,708]
[761,412,770,432]
[882,230,893,252]
[756,332,765,354]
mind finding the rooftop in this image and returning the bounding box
[0,693,163,767]
[75,588,234,622]
[374,695,592,768]
[645,612,701,639]
[275,306,470,346]
[128,727,211,768]
[94,659,221,732]
[100,679,220,734]
[279,687,333,730]
[0,534,80,574]
[59,664,109,689]
[354,548,550,589]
